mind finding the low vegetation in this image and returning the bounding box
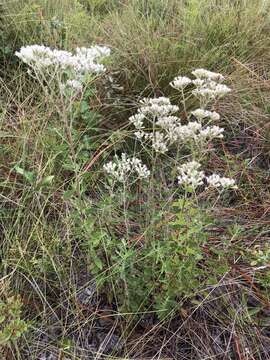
[1,1,270,359]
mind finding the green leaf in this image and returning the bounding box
[93,256,103,271]
[40,175,54,186]
[80,100,89,114]
[248,306,262,318]
[14,165,36,183]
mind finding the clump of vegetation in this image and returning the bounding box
[1,1,270,359]
[0,297,28,357]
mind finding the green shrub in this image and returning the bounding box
[0,296,28,347]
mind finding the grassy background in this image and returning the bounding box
[1,0,270,359]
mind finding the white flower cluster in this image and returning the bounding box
[170,76,192,89]
[15,44,110,94]
[197,125,224,141]
[128,69,232,154]
[177,161,237,190]
[177,161,205,188]
[139,97,179,117]
[129,97,179,152]
[103,153,150,183]
[129,113,145,130]
[129,97,224,153]
[178,122,224,144]
[170,68,231,105]
[169,70,236,191]
[192,69,225,82]
[206,174,237,189]
[150,132,168,153]
[192,83,231,101]
[105,68,236,192]
[191,69,231,102]
[66,79,83,91]
[191,109,220,122]
[156,116,179,129]
[16,45,110,73]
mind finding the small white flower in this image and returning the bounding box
[134,130,145,140]
[170,76,192,89]
[213,83,231,97]
[139,97,179,117]
[129,113,145,129]
[156,116,179,129]
[175,122,202,142]
[197,125,224,141]
[192,81,231,100]
[192,68,225,82]
[140,97,171,106]
[150,132,168,153]
[206,174,237,189]
[209,111,221,121]
[103,160,118,177]
[66,79,83,91]
[131,158,150,179]
[192,79,205,87]
[191,109,220,122]
[104,153,150,183]
[177,161,205,188]
[192,87,216,100]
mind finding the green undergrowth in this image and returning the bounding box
[1,1,270,359]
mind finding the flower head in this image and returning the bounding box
[175,122,202,143]
[129,113,145,129]
[197,125,224,141]
[206,174,237,189]
[15,44,111,94]
[170,76,192,90]
[139,97,179,117]
[156,116,179,129]
[150,132,168,153]
[192,69,225,82]
[177,161,205,188]
[104,153,150,183]
[16,45,110,74]
[191,109,220,122]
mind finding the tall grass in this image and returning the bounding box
[1,1,270,359]
[89,0,270,93]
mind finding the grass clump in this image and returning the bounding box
[1,1,270,359]
[0,0,92,68]
[90,0,270,94]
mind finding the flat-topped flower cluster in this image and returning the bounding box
[104,153,150,183]
[16,44,110,94]
[170,68,231,106]
[129,96,224,153]
[16,45,110,73]
[128,69,230,156]
[177,161,237,189]
[104,69,236,192]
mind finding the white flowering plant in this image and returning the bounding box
[16,45,110,95]
[97,69,238,318]
[16,44,111,174]
[15,54,238,320]
[127,72,230,162]
[125,68,236,192]
[103,153,150,184]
